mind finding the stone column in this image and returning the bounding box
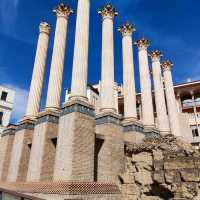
[162,61,181,137]
[98,4,118,113]
[45,3,73,111]
[118,23,137,121]
[95,5,124,183]
[27,4,73,182]
[70,0,90,101]
[149,50,170,134]
[135,39,155,131]
[53,1,95,182]
[25,22,50,119]
[6,23,53,182]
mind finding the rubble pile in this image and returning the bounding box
[120,134,200,200]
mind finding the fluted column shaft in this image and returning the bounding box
[119,24,137,120]
[26,22,50,118]
[101,17,115,112]
[162,61,181,137]
[98,5,118,113]
[46,5,73,110]
[70,0,90,100]
[136,39,154,129]
[150,51,170,134]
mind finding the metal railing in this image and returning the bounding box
[182,99,200,108]
[188,113,200,119]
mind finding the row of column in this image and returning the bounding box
[25,2,180,136]
[25,1,89,118]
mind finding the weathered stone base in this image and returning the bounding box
[95,113,125,183]
[27,111,59,182]
[7,122,34,182]
[54,100,95,182]
[0,126,16,181]
[0,182,121,200]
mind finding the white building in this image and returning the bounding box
[0,86,15,133]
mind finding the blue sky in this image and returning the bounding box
[0,0,200,122]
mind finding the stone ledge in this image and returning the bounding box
[0,182,120,195]
[96,112,122,126]
[123,123,144,133]
[35,110,60,125]
[61,100,95,118]
[16,121,35,132]
[36,115,59,125]
[1,125,17,137]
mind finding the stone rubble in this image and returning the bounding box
[120,134,200,200]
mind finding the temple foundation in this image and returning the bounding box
[7,120,35,182]
[27,110,59,182]
[54,100,95,181]
[0,126,16,181]
[95,112,125,183]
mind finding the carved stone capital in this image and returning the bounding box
[118,23,136,37]
[98,4,118,20]
[39,22,51,34]
[134,38,150,50]
[148,50,163,62]
[53,3,73,18]
[161,60,173,72]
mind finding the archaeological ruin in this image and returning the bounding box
[0,1,199,200]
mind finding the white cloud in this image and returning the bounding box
[3,84,28,123]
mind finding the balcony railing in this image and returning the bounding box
[188,113,200,119]
[182,99,200,109]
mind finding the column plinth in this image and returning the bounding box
[27,110,60,182]
[135,39,155,131]
[7,119,35,182]
[0,125,16,181]
[45,3,73,111]
[149,50,170,134]
[24,22,50,120]
[98,4,118,114]
[118,23,137,121]
[162,60,181,137]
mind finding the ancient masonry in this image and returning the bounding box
[0,1,199,200]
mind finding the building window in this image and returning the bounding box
[192,129,199,137]
[0,112,3,125]
[1,91,8,101]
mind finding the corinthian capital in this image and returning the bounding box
[53,3,73,18]
[118,23,136,37]
[98,4,118,20]
[39,22,51,34]
[134,38,150,50]
[161,60,173,72]
[148,50,163,62]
